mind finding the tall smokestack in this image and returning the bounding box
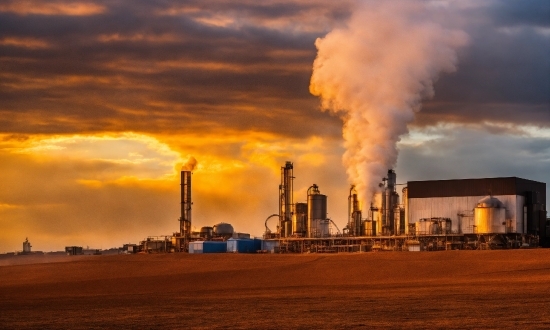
[180,171,192,238]
[310,0,468,208]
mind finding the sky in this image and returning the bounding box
[0,0,548,252]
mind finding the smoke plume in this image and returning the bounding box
[182,157,198,171]
[310,1,468,204]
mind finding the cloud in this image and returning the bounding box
[0,1,106,16]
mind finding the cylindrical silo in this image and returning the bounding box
[307,184,327,238]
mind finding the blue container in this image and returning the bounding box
[227,239,255,253]
[253,238,262,252]
[189,241,227,254]
[203,241,227,253]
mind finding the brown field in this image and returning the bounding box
[1,250,550,329]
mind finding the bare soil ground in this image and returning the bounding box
[1,250,550,329]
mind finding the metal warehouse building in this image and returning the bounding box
[407,177,547,237]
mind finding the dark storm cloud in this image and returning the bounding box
[0,0,349,137]
[418,1,550,128]
[489,0,550,27]
[0,0,547,137]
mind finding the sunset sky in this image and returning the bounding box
[1,0,548,252]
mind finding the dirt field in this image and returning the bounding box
[1,250,550,329]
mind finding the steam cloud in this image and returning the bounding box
[182,157,198,171]
[310,1,468,204]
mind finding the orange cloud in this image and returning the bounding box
[0,1,106,16]
[0,37,50,49]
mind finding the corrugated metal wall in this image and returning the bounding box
[408,195,521,233]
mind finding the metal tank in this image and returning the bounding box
[212,222,234,238]
[23,238,31,253]
[474,196,506,234]
[199,226,213,239]
[307,184,328,238]
[362,220,376,236]
[416,219,431,235]
[293,202,307,236]
[441,219,452,234]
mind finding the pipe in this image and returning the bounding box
[329,219,341,235]
[265,214,279,234]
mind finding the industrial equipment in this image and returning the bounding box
[212,222,234,239]
[348,185,362,236]
[381,169,399,235]
[279,161,294,238]
[293,202,307,236]
[176,170,192,251]
[307,184,329,237]
[22,238,31,254]
[474,196,506,234]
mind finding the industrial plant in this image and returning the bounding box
[9,161,547,256]
[147,161,547,254]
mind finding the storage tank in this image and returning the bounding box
[416,219,431,235]
[212,222,234,238]
[23,238,31,253]
[362,220,376,236]
[293,202,307,236]
[430,219,440,235]
[199,226,213,239]
[307,184,328,238]
[441,219,452,234]
[474,196,506,234]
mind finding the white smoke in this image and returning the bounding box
[310,0,468,204]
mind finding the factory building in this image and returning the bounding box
[407,177,547,244]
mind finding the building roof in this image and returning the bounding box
[407,177,546,203]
